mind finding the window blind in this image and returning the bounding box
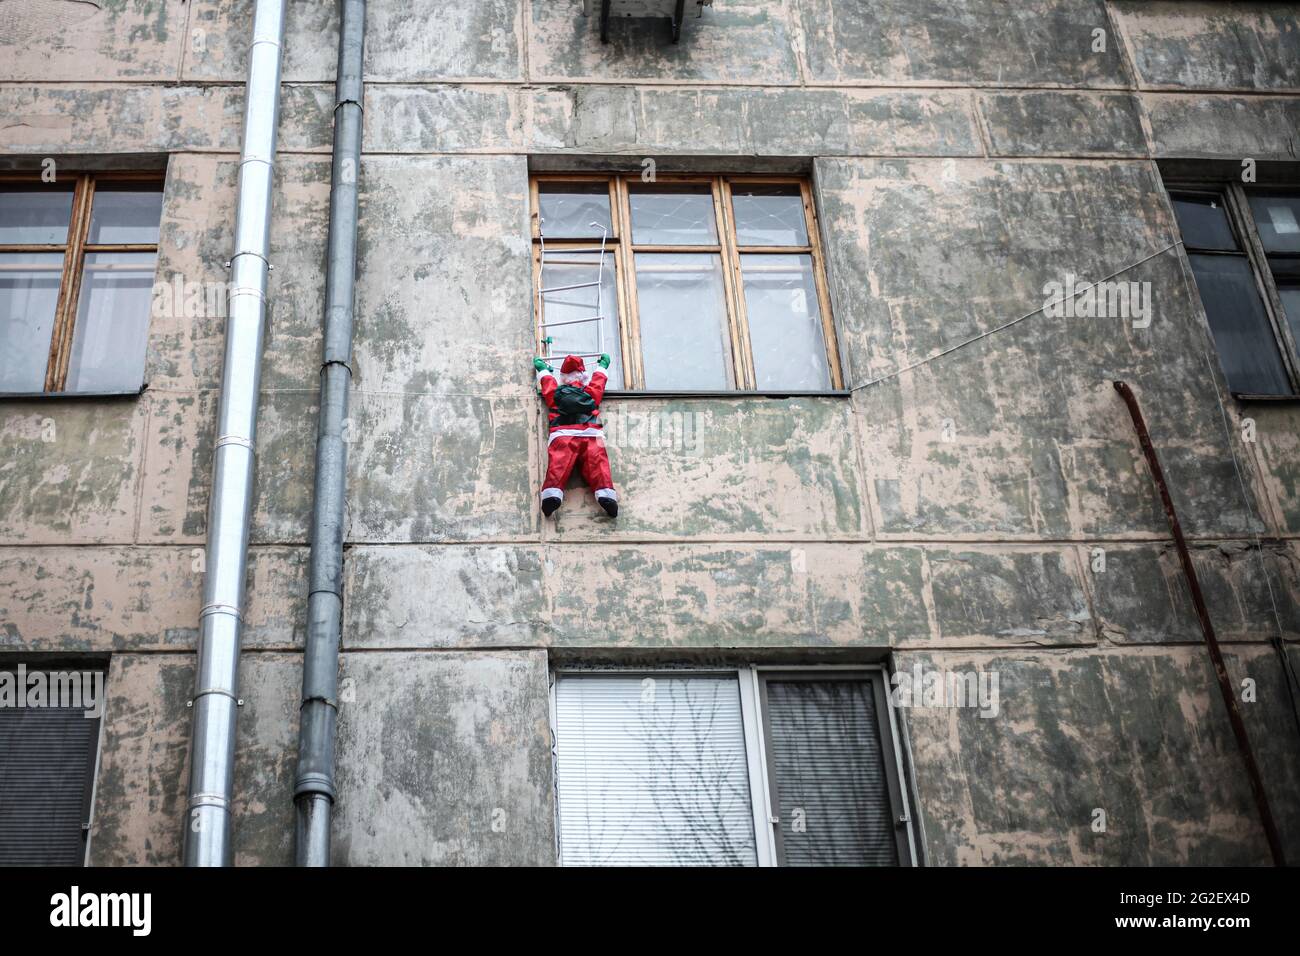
[555,675,758,866]
[764,678,898,866]
[0,705,99,865]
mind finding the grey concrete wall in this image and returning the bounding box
[2,0,1300,865]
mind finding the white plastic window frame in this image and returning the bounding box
[547,663,919,867]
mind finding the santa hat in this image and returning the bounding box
[557,354,590,384]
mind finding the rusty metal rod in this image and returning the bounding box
[1113,380,1285,866]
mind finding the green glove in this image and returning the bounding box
[533,358,552,372]
[597,353,611,369]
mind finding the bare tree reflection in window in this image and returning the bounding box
[554,675,757,866]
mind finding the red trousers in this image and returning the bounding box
[542,434,616,504]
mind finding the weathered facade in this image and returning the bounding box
[2,0,1300,865]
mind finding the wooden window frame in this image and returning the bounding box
[1168,180,1300,400]
[0,170,163,395]
[530,173,844,393]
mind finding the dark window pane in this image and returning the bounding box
[1268,252,1300,282]
[629,184,718,245]
[741,253,830,390]
[634,252,730,389]
[65,251,155,393]
[539,250,623,389]
[1172,194,1237,251]
[765,679,898,867]
[538,182,612,239]
[0,189,74,245]
[1248,193,1300,255]
[731,185,808,246]
[1270,255,1300,282]
[1187,253,1292,395]
[0,252,63,393]
[87,187,163,245]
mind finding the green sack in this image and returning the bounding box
[553,384,598,425]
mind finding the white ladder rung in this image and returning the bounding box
[538,221,609,365]
[545,352,604,360]
[542,315,606,329]
[539,298,596,309]
[541,280,600,294]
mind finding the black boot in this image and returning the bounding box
[542,497,562,517]
[598,498,618,518]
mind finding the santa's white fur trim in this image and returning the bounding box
[538,364,608,387]
[540,488,564,502]
[594,488,618,502]
[548,427,604,443]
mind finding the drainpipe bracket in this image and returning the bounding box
[230,249,272,269]
[191,687,241,705]
[318,358,354,376]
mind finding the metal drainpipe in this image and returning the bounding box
[293,0,366,867]
[183,0,287,867]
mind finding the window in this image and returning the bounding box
[530,175,844,392]
[0,172,163,395]
[1169,185,1300,398]
[0,664,105,866]
[551,668,913,866]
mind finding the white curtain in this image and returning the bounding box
[555,675,758,866]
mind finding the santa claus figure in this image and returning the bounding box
[533,353,618,518]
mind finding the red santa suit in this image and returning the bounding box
[536,354,618,518]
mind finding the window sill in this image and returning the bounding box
[603,389,850,399]
[1233,393,1300,403]
[0,385,146,401]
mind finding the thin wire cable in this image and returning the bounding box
[846,232,1298,730]
[849,240,1185,392]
